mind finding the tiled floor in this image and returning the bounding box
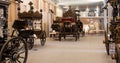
[27,34,115,63]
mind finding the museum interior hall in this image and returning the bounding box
[0,0,120,63]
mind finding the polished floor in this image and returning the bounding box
[27,34,115,63]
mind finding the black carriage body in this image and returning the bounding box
[61,17,78,34]
[58,17,79,41]
[12,20,34,38]
[12,1,46,47]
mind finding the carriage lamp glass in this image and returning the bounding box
[107,34,110,40]
[53,30,55,32]
[107,34,110,37]
[33,34,37,38]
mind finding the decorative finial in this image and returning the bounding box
[15,0,23,3]
[28,1,34,12]
[15,0,23,13]
[40,9,42,12]
[29,1,33,6]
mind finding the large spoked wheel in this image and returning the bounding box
[27,37,34,50]
[0,37,28,63]
[40,31,46,46]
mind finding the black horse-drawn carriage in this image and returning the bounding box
[103,0,120,63]
[59,17,79,41]
[13,1,46,48]
[51,7,83,41]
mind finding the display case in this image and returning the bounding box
[0,0,10,43]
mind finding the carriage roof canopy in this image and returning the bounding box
[62,6,76,22]
[63,6,76,18]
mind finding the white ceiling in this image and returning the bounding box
[50,0,104,11]
[57,0,104,5]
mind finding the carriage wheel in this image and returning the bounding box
[59,34,61,41]
[0,37,28,63]
[27,37,34,50]
[75,34,77,41]
[104,32,110,55]
[77,33,80,39]
[115,48,119,63]
[105,42,110,55]
[64,35,66,39]
[40,31,46,46]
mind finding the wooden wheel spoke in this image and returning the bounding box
[5,59,9,61]
[14,61,17,63]
[19,56,25,59]
[18,45,24,51]
[4,58,11,62]
[18,51,25,55]
[17,59,22,63]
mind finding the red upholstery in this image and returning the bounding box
[62,17,74,23]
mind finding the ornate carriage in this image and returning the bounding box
[51,7,83,41]
[103,0,120,63]
[59,17,79,41]
[13,1,46,47]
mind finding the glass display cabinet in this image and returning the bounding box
[0,0,10,43]
[0,1,28,63]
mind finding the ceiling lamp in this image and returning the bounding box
[63,6,69,9]
[96,6,99,11]
[75,6,79,10]
[86,6,89,12]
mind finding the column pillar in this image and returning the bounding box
[8,0,17,35]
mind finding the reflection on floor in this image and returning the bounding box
[27,34,115,63]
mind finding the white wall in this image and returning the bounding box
[56,7,63,17]
[20,0,31,12]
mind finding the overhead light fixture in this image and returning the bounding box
[75,6,79,10]
[63,6,69,9]
[86,6,89,12]
[96,6,99,11]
